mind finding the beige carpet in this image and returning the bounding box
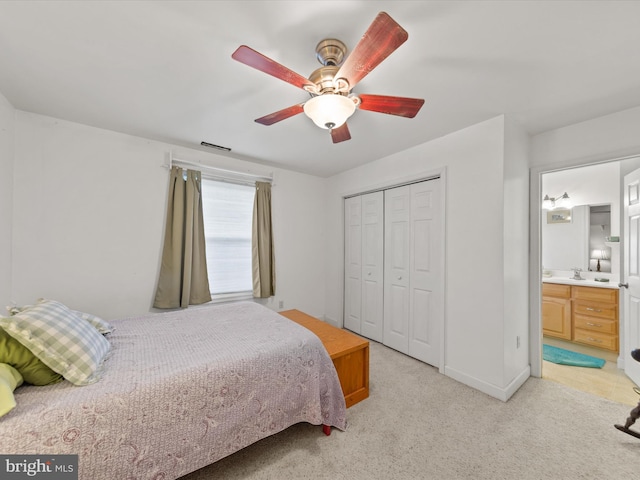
[181,341,640,480]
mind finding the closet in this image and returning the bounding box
[344,178,443,367]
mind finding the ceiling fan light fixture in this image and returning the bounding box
[303,94,356,130]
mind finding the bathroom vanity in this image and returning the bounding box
[542,279,619,352]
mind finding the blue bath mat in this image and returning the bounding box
[543,344,606,368]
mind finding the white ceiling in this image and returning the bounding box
[1,1,640,177]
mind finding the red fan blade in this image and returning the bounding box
[331,123,351,143]
[255,104,305,125]
[334,12,408,90]
[232,45,315,92]
[358,94,424,118]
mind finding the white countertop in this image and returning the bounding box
[542,276,619,289]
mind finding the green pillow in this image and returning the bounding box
[0,328,63,385]
[0,363,23,417]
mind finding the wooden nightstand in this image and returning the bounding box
[280,309,369,408]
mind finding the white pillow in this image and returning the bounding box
[0,299,111,386]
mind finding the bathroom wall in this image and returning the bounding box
[541,161,620,275]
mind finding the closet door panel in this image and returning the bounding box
[411,288,432,345]
[388,283,409,337]
[344,196,362,333]
[409,180,442,366]
[361,191,384,342]
[384,186,410,353]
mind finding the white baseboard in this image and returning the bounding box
[444,364,531,402]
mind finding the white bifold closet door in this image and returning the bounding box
[344,179,442,367]
[384,179,442,366]
[343,191,384,342]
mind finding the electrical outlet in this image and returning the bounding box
[278,300,284,309]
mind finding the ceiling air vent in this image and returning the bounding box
[200,141,231,152]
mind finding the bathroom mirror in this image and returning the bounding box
[541,204,611,273]
[588,204,612,273]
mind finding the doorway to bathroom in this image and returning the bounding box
[538,160,638,406]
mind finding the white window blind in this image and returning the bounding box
[201,178,254,295]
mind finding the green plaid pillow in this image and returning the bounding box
[71,309,115,335]
[8,299,115,335]
[0,300,110,386]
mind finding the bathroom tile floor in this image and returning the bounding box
[542,336,639,406]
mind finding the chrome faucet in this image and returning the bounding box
[571,267,584,280]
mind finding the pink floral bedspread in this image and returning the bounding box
[0,302,347,479]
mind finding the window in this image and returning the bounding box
[201,178,254,296]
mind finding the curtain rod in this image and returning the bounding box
[165,151,273,184]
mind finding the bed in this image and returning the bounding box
[0,301,347,479]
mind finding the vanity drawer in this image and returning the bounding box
[573,328,618,351]
[573,301,617,320]
[571,286,617,304]
[573,314,618,334]
[542,283,571,298]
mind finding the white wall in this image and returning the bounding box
[531,105,640,168]
[502,117,531,388]
[268,168,326,318]
[0,91,14,309]
[11,111,327,320]
[325,115,530,400]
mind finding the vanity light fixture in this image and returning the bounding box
[542,192,571,210]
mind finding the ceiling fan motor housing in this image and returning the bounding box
[311,39,351,95]
[308,65,343,95]
[315,39,347,66]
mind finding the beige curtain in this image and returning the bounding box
[252,181,275,298]
[153,167,212,308]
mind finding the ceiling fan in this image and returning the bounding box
[231,12,425,144]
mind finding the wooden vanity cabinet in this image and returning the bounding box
[572,286,619,352]
[542,283,619,352]
[542,283,572,340]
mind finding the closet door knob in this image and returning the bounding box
[398,276,402,280]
